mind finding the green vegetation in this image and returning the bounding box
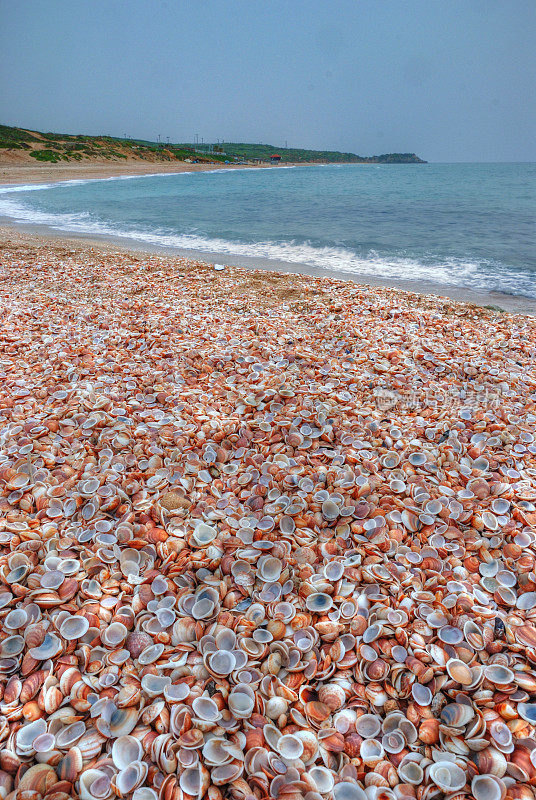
[178,142,426,164]
[0,123,426,165]
[30,149,65,163]
[0,124,42,145]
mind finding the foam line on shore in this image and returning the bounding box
[1,190,535,300]
[0,164,297,194]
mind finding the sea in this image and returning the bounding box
[1,162,535,307]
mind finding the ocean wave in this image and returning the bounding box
[0,164,296,196]
[0,190,534,300]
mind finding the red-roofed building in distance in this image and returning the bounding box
[270,154,282,164]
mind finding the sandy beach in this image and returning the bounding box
[0,159,291,186]
[2,0,534,795]
[1,223,536,799]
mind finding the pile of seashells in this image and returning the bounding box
[0,240,535,800]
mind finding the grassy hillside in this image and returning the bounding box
[0,124,228,164]
[0,124,426,164]
[179,142,426,164]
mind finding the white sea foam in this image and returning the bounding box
[0,172,533,300]
[0,164,296,196]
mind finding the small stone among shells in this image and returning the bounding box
[1,235,536,800]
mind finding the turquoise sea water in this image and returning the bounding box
[1,162,535,299]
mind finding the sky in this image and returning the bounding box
[1,0,535,162]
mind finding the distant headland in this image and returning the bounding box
[0,124,426,166]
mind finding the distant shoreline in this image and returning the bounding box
[0,158,425,186]
[0,159,291,186]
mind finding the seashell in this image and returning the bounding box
[193,523,217,546]
[178,764,210,797]
[471,775,505,800]
[57,746,83,781]
[515,624,536,648]
[3,675,22,704]
[318,683,346,711]
[295,729,319,764]
[310,766,335,794]
[4,608,28,629]
[305,593,333,613]
[108,706,139,738]
[277,734,304,760]
[16,719,47,754]
[471,747,507,778]
[518,703,536,724]
[138,643,164,664]
[59,615,90,640]
[4,236,536,800]
[112,761,148,795]
[208,650,236,675]
[322,500,340,520]
[517,592,536,611]
[133,791,158,800]
[429,762,466,792]
[192,696,220,722]
[79,768,111,800]
[398,761,424,785]
[1,635,25,657]
[265,696,288,719]
[508,746,536,781]
[382,731,405,754]
[446,658,473,685]
[29,633,62,660]
[440,702,474,728]
[485,664,514,685]
[355,714,381,739]
[419,718,439,744]
[140,674,171,698]
[76,730,107,760]
[18,764,58,795]
[125,632,154,658]
[411,683,432,706]
[160,491,189,510]
[112,735,143,770]
[102,622,128,648]
[304,700,331,724]
[164,683,190,703]
[228,689,255,719]
[211,763,243,785]
[360,738,384,766]
[333,783,367,800]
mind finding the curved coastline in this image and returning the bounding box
[0,163,534,316]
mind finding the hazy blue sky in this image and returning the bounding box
[1,0,535,162]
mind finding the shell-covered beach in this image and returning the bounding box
[1,229,536,800]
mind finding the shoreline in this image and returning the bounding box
[0,162,534,316]
[0,220,533,316]
[0,158,292,186]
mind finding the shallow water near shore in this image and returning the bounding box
[0,161,534,309]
